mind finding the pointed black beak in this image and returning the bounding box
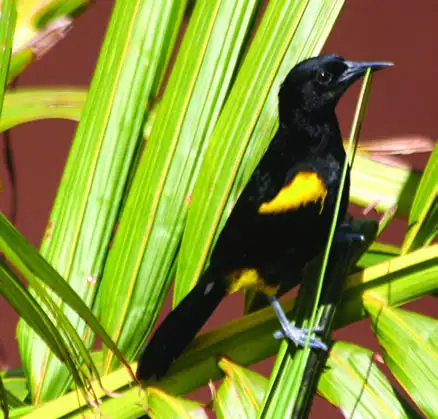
[339,60,393,85]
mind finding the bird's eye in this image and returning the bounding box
[316,71,333,85]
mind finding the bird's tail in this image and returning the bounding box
[136,269,226,380]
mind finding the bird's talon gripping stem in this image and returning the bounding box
[270,296,328,351]
[302,324,324,334]
[274,324,324,339]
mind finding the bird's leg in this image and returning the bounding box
[269,296,327,350]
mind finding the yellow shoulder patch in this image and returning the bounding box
[226,269,279,296]
[258,171,327,214]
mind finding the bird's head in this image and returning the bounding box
[279,55,392,120]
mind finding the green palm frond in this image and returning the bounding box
[0,0,436,418]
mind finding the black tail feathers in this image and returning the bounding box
[136,271,227,380]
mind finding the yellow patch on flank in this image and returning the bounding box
[227,269,279,296]
[258,171,327,214]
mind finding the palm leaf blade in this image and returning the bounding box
[365,299,438,417]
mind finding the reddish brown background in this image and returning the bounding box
[0,1,436,417]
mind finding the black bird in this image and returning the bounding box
[137,55,392,380]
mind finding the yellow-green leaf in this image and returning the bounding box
[319,341,418,418]
[0,375,27,406]
[365,298,438,417]
[0,260,92,401]
[0,89,86,132]
[0,215,130,382]
[402,143,438,253]
[357,242,400,268]
[350,152,423,218]
[146,387,208,419]
[214,358,268,419]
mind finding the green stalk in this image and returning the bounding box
[0,89,86,131]
[291,219,378,417]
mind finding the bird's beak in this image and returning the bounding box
[339,60,393,85]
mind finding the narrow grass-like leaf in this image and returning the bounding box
[68,386,208,419]
[67,391,147,419]
[28,0,88,28]
[0,215,131,375]
[376,204,398,237]
[339,245,437,328]
[0,89,86,131]
[214,358,268,419]
[1,389,23,410]
[357,241,400,268]
[319,341,419,418]
[364,298,438,417]
[0,375,27,406]
[402,143,438,253]
[145,387,208,419]
[17,366,135,419]
[0,0,16,103]
[0,8,19,412]
[0,261,93,403]
[0,0,16,204]
[260,69,374,418]
[0,375,8,419]
[7,47,32,83]
[17,0,185,402]
[25,245,438,416]
[99,0,260,372]
[5,407,35,417]
[24,367,207,419]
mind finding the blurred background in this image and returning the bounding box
[0,1,436,416]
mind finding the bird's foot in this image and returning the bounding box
[269,296,327,351]
[273,324,323,338]
[273,323,327,350]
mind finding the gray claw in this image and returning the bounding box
[274,323,328,351]
[274,324,324,339]
[269,296,327,351]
